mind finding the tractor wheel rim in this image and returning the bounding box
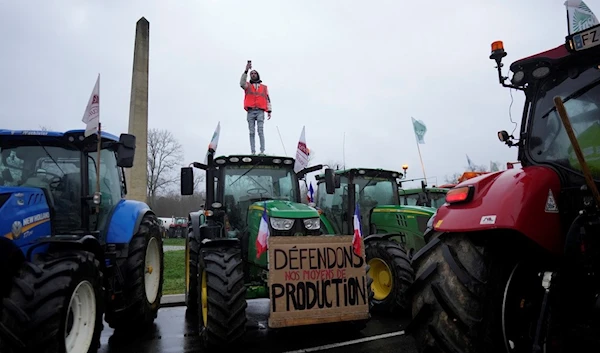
[368,258,393,300]
[145,237,161,304]
[201,270,208,326]
[64,280,96,353]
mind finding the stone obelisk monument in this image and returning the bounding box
[125,17,149,202]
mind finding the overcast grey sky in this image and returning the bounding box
[0,0,585,188]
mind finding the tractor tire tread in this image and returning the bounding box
[0,250,104,353]
[186,232,199,317]
[366,239,414,313]
[409,232,500,353]
[105,214,164,331]
[200,246,247,347]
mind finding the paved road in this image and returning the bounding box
[99,299,417,353]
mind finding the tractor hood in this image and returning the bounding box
[372,204,436,216]
[256,200,319,219]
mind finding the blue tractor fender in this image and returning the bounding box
[104,199,155,245]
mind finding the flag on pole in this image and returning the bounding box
[204,122,221,164]
[255,202,270,259]
[466,154,474,170]
[352,203,363,256]
[411,117,427,144]
[294,126,310,173]
[565,0,599,34]
[82,74,100,137]
[307,182,315,203]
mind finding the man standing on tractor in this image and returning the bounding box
[240,60,272,155]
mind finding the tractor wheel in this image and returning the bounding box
[0,251,104,353]
[105,214,164,331]
[365,239,414,314]
[409,232,541,353]
[185,231,200,319]
[197,246,247,348]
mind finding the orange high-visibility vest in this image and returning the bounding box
[244,83,269,111]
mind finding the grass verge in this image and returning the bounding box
[163,249,185,295]
[163,238,186,247]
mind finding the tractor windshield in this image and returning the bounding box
[0,144,83,231]
[528,65,600,178]
[221,164,299,230]
[355,176,399,207]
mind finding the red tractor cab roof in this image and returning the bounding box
[510,44,570,72]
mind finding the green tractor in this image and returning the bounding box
[180,153,372,347]
[399,182,449,209]
[315,167,436,313]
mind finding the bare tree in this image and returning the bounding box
[193,171,206,192]
[147,128,184,207]
[39,125,50,131]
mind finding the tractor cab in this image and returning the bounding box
[0,129,135,248]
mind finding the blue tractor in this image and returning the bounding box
[0,129,164,352]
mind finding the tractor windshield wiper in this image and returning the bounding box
[358,171,382,194]
[36,141,65,176]
[538,78,600,121]
[229,161,261,186]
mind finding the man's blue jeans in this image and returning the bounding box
[247,108,265,154]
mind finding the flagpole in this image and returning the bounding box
[95,122,102,213]
[276,126,287,156]
[415,139,427,185]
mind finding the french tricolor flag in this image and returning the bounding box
[352,203,363,256]
[256,202,270,259]
[307,182,314,203]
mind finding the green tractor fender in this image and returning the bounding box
[363,233,402,244]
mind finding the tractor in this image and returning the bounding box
[399,186,448,209]
[397,178,449,209]
[409,25,600,353]
[0,129,164,352]
[315,167,436,314]
[180,152,372,348]
[168,217,187,238]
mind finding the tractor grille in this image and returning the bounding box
[271,219,320,236]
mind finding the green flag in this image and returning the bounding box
[412,117,427,144]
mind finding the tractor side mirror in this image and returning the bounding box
[324,168,337,194]
[181,167,194,195]
[116,133,136,168]
[497,130,509,142]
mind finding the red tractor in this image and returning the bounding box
[408,26,600,352]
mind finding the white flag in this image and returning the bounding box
[411,117,427,144]
[82,74,100,137]
[203,121,221,164]
[294,126,310,173]
[565,0,599,34]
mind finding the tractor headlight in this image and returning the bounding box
[270,218,294,230]
[303,218,320,230]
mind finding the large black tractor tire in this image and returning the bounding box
[185,231,200,319]
[409,232,519,353]
[0,251,104,353]
[197,246,248,348]
[365,239,414,314]
[105,214,164,331]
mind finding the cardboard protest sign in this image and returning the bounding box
[267,236,370,328]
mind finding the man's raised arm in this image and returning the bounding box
[240,71,248,89]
